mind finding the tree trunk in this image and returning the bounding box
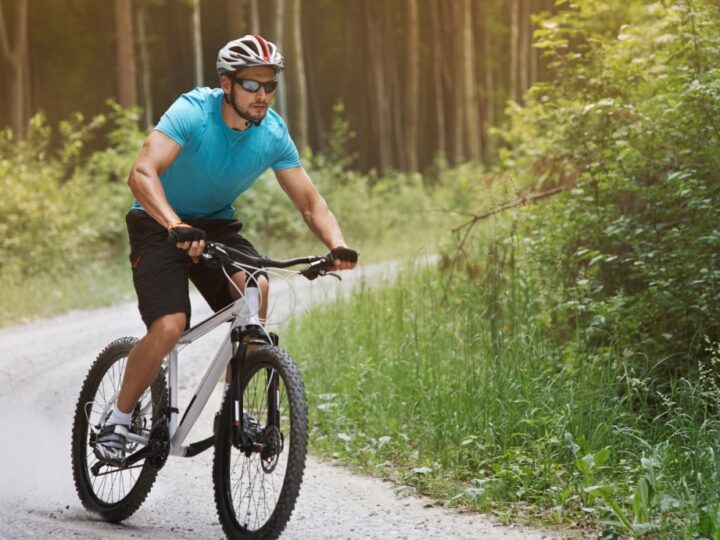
[225,0,246,37]
[249,0,260,33]
[529,0,539,87]
[482,0,496,159]
[192,0,204,87]
[518,0,530,102]
[509,0,519,103]
[449,0,465,164]
[382,4,406,171]
[301,1,324,151]
[430,0,446,161]
[362,0,390,175]
[273,0,286,118]
[462,0,481,161]
[288,0,307,150]
[114,0,137,108]
[404,0,419,172]
[0,0,31,139]
[135,1,153,127]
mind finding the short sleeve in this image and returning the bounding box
[272,130,302,171]
[154,93,205,147]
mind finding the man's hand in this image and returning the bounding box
[168,224,207,263]
[330,246,358,271]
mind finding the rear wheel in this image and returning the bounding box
[71,338,167,522]
[213,345,307,539]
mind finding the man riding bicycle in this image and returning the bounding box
[94,34,358,464]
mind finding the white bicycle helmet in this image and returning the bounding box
[216,35,284,76]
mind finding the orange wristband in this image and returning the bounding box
[168,220,187,230]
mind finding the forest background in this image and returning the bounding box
[1,0,720,538]
[1,0,549,171]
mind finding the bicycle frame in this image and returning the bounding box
[124,292,262,457]
[110,241,337,463]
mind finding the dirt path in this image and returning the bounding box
[0,260,556,539]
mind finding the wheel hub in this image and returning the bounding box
[260,426,283,472]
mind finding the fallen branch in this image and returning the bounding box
[452,185,570,234]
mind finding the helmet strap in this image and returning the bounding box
[224,80,262,128]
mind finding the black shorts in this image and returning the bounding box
[126,209,265,329]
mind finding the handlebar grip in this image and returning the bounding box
[330,247,359,264]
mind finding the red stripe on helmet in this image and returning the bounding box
[253,34,271,61]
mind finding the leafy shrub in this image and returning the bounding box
[492,0,720,371]
[0,104,141,282]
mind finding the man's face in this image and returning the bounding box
[221,66,277,122]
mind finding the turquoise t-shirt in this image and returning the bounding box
[132,87,301,220]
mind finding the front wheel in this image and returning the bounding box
[213,345,308,539]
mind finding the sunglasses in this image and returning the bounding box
[234,78,278,93]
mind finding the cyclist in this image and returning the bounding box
[94,35,358,464]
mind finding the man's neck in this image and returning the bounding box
[221,100,251,131]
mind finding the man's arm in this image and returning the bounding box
[128,130,205,259]
[128,130,183,228]
[274,166,356,270]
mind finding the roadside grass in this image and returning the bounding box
[0,258,134,327]
[284,257,720,538]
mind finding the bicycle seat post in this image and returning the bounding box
[166,349,179,439]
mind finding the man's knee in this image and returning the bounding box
[229,272,269,300]
[147,313,186,346]
[256,275,269,296]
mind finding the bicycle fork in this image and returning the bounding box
[229,325,280,454]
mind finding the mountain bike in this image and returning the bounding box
[71,241,341,539]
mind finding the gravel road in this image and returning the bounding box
[0,260,556,539]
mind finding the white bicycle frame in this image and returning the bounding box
[124,286,264,457]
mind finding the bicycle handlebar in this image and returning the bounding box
[202,242,339,281]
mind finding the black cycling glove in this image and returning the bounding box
[330,246,359,264]
[167,225,207,246]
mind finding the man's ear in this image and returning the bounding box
[219,74,232,93]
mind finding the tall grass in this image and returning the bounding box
[285,234,720,537]
[0,258,134,326]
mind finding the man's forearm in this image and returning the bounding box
[302,201,346,249]
[129,165,182,229]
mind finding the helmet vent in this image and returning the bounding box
[252,35,271,61]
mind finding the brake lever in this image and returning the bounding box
[300,257,343,281]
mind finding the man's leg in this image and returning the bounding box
[116,312,187,414]
[93,312,187,465]
[223,273,269,384]
[228,272,270,321]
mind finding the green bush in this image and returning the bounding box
[493,0,720,371]
[0,104,141,283]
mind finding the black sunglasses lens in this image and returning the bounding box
[239,79,260,92]
[237,79,278,93]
